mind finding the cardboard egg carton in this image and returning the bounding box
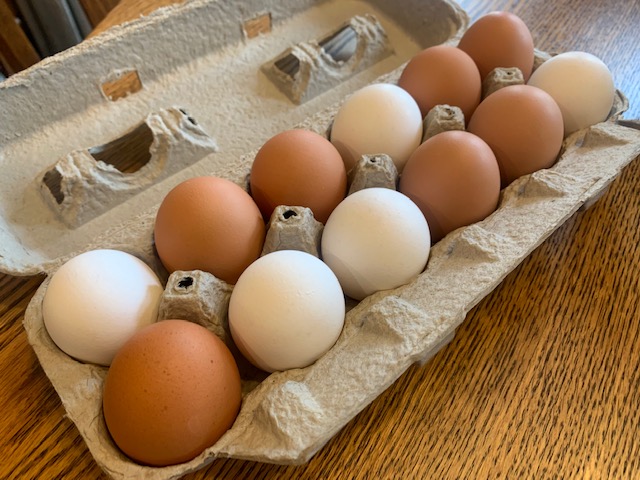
[1,0,640,478]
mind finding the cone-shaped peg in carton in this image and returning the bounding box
[261,205,324,257]
[348,153,398,194]
[263,14,393,104]
[38,107,218,228]
[422,105,465,142]
[482,67,524,99]
[533,48,553,72]
[157,270,232,345]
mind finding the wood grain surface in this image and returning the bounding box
[0,0,41,75]
[1,0,639,479]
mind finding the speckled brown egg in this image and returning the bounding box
[398,45,482,121]
[250,129,347,224]
[102,319,242,467]
[458,11,535,82]
[154,176,265,284]
[399,130,501,243]
[467,84,564,187]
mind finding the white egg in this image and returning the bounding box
[321,188,431,301]
[42,249,163,366]
[228,250,345,372]
[330,83,423,173]
[527,51,615,135]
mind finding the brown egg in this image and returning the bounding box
[399,130,501,243]
[467,84,564,187]
[398,45,482,121]
[458,11,535,81]
[154,176,265,284]
[102,319,242,467]
[250,129,347,223]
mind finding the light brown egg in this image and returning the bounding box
[154,176,265,284]
[458,11,535,81]
[399,130,501,243]
[250,129,347,224]
[102,319,242,467]
[467,84,564,187]
[398,45,482,121]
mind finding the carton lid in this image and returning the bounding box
[0,0,467,276]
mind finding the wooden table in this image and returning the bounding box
[2,0,639,478]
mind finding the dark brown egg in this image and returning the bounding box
[250,129,347,224]
[467,85,564,187]
[398,45,482,121]
[154,176,265,284]
[399,130,501,243]
[458,11,535,81]
[102,319,242,467]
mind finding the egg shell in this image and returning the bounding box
[229,250,345,373]
[458,11,535,82]
[321,188,431,300]
[250,129,347,224]
[330,83,423,173]
[467,84,564,187]
[399,131,501,243]
[398,45,482,121]
[102,319,242,467]
[42,249,163,366]
[527,51,615,135]
[154,176,266,284]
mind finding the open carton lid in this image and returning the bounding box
[2,0,640,478]
[0,0,467,277]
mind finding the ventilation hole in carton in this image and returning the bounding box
[178,108,198,125]
[178,277,194,289]
[282,209,298,220]
[243,12,272,39]
[274,52,301,78]
[101,70,143,101]
[43,169,65,204]
[319,26,357,63]
[273,25,357,79]
[89,122,153,173]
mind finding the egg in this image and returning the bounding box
[458,11,535,81]
[527,51,615,135]
[103,319,242,467]
[467,84,564,187]
[399,131,501,243]
[330,83,423,173]
[42,249,163,366]
[398,45,482,121]
[229,250,345,372]
[250,129,347,223]
[154,176,265,284]
[321,188,431,300]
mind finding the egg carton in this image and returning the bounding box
[1,0,640,478]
